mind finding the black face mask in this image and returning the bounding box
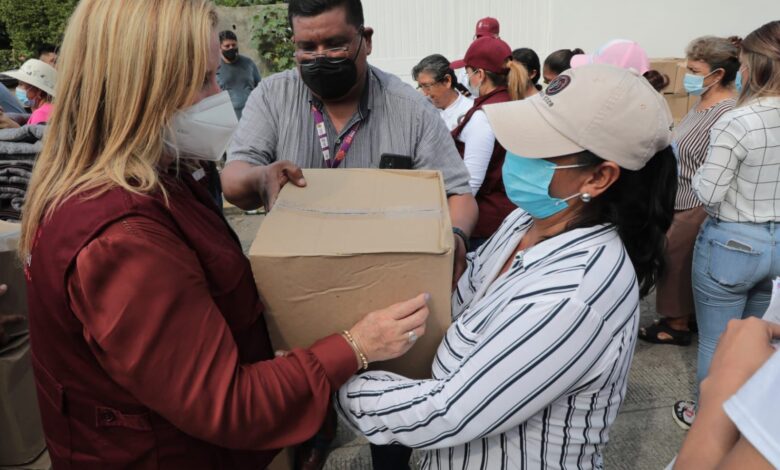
[222,48,238,62]
[299,34,363,101]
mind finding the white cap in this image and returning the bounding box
[484,64,672,171]
[3,59,57,97]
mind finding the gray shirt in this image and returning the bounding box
[227,66,471,195]
[216,55,261,119]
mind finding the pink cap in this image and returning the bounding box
[570,39,650,75]
[475,17,500,38]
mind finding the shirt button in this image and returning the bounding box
[335,139,342,145]
[100,410,117,424]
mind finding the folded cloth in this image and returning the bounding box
[0,125,45,159]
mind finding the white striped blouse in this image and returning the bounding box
[336,209,641,469]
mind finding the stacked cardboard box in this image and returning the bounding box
[650,58,698,124]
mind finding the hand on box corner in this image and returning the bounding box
[255,161,306,212]
[701,318,780,400]
[452,234,467,291]
[274,350,291,358]
[349,293,431,363]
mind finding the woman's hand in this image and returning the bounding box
[349,293,430,363]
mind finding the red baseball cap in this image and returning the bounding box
[450,37,512,74]
[475,17,500,38]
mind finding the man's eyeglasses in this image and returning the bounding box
[295,27,364,66]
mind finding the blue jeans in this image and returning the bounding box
[692,217,774,387]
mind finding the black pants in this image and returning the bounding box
[370,443,412,470]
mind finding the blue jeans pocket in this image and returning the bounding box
[706,239,762,287]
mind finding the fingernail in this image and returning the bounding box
[424,293,431,302]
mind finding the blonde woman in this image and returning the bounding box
[19,1,428,467]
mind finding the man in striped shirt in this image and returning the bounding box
[336,65,678,469]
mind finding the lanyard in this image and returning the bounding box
[311,105,361,169]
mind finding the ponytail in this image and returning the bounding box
[507,60,531,101]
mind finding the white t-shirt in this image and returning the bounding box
[440,93,473,131]
[457,109,495,195]
[723,349,780,468]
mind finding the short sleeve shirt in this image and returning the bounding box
[227,66,471,195]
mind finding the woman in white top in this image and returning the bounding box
[691,20,780,394]
[412,54,473,131]
[336,64,677,469]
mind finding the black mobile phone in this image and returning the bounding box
[379,153,413,170]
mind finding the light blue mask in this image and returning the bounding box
[15,88,30,107]
[502,152,588,219]
[683,71,717,96]
[735,70,744,94]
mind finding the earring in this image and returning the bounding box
[580,193,592,203]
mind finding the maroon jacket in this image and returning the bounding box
[25,169,356,469]
[451,87,516,239]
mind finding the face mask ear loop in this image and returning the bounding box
[551,162,595,207]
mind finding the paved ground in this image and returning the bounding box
[227,211,697,470]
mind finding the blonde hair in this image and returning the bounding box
[20,0,218,257]
[507,60,531,101]
[738,21,780,106]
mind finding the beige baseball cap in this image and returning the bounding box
[483,64,672,171]
[3,59,57,97]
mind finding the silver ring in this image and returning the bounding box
[407,331,418,344]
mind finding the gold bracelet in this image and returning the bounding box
[342,330,369,371]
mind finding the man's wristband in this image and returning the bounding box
[452,227,470,252]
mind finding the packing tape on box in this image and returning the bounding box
[274,200,444,218]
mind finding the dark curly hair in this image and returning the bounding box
[567,147,678,297]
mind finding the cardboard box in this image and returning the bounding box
[0,221,28,339]
[0,335,46,467]
[650,58,687,94]
[664,93,692,124]
[250,169,453,380]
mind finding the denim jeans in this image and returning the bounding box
[692,217,774,387]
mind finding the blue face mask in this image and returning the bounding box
[502,152,589,219]
[15,88,30,107]
[735,70,744,94]
[683,71,717,96]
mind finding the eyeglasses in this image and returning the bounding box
[295,28,364,66]
[417,80,443,91]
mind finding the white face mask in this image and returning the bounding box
[164,91,238,162]
[466,69,483,98]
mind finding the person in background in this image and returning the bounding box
[412,54,473,131]
[19,1,430,468]
[450,36,526,249]
[3,59,56,125]
[570,39,670,92]
[474,16,500,40]
[674,318,780,469]
[639,36,739,353]
[542,47,583,84]
[454,17,503,95]
[512,47,543,93]
[0,83,25,115]
[216,30,261,120]
[689,19,780,430]
[37,43,58,67]
[336,64,677,470]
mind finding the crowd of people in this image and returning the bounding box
[0,0,778,469]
